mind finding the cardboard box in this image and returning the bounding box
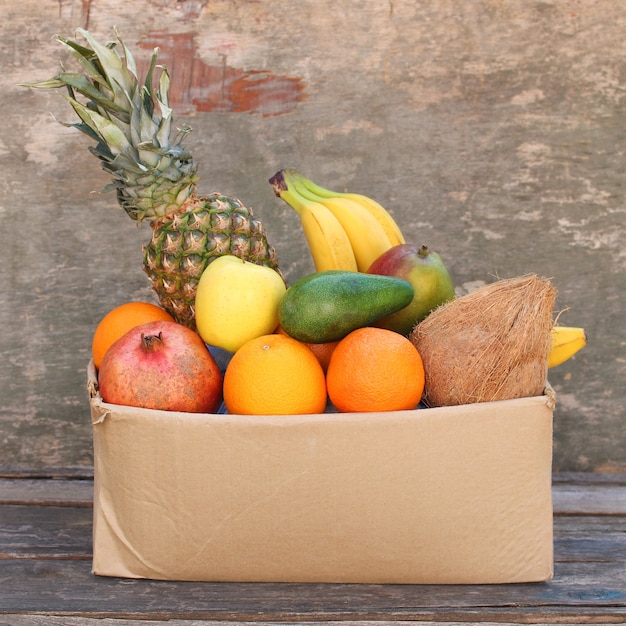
[88,362,555,584]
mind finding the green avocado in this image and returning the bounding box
[278,270,414,343]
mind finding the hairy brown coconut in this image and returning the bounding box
[410,274,556,407]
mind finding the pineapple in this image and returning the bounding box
[24,29,281,329]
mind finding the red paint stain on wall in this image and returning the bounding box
[137,32,305,117]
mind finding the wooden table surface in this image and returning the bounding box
[1,472,625,624]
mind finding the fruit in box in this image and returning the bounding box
[367,244,455,336]
[195,255,287,353]
[98,320,222,413]
[278,270,414,344]
[326,327,425,413]
[276,325,339,374]
[269,169,406,273]
[410,274,555,407]
[223,334,327,415]
[92,302,175,370]
[26,31,587,410]
[548,326,587,368]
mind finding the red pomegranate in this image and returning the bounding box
[98,320,222,413]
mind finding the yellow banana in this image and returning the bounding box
[284,170,395,272]
[548,326,587,368]
[296,173,405,246]
[269,171,358,273]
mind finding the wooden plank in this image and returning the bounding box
[554,534,626,562]
[553,472,626,486]
[1,504,623,563]
[1,504,624,562]
[556,514,626,531]
[1,615,623,625]
[0,614,622,626]
[1,515,624,569]
[553,515,626,562]
[0,467,95,480]
[0,505,92,559]
[552,485,626,516]
[0,479,93,506]
[2,476,625,514]
[0,559,624,622]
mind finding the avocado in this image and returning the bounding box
[278,270,414,343]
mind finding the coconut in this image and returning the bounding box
[410,274,556,407]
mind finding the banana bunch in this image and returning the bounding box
[548,326,587,368]
[269,169,404,272]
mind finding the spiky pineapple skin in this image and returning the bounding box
[144,193,282,329]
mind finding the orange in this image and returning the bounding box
[92,301,175,369]
[276,325,339,373]
[305,340,340,374]
[326,327,425,412]
[223,334,327,415]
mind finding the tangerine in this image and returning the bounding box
[92,301,175,369]
[276,325,339,373]
[326,327,425,412]
[223,334,327,415]
[306,340,340,374]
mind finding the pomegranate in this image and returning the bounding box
[98,321,223,413]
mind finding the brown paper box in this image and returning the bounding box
[88,363,554,584]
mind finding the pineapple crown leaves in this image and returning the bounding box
[22,28,199,222]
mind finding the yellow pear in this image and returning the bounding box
[195,255,287,353]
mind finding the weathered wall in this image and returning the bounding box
[1,0,624,474]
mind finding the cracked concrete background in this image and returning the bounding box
[1,0,624,473]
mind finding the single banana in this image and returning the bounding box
[269,171,358,273]
[283,170,395,272]
[548,326,587,368]
[296,173,405,246]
